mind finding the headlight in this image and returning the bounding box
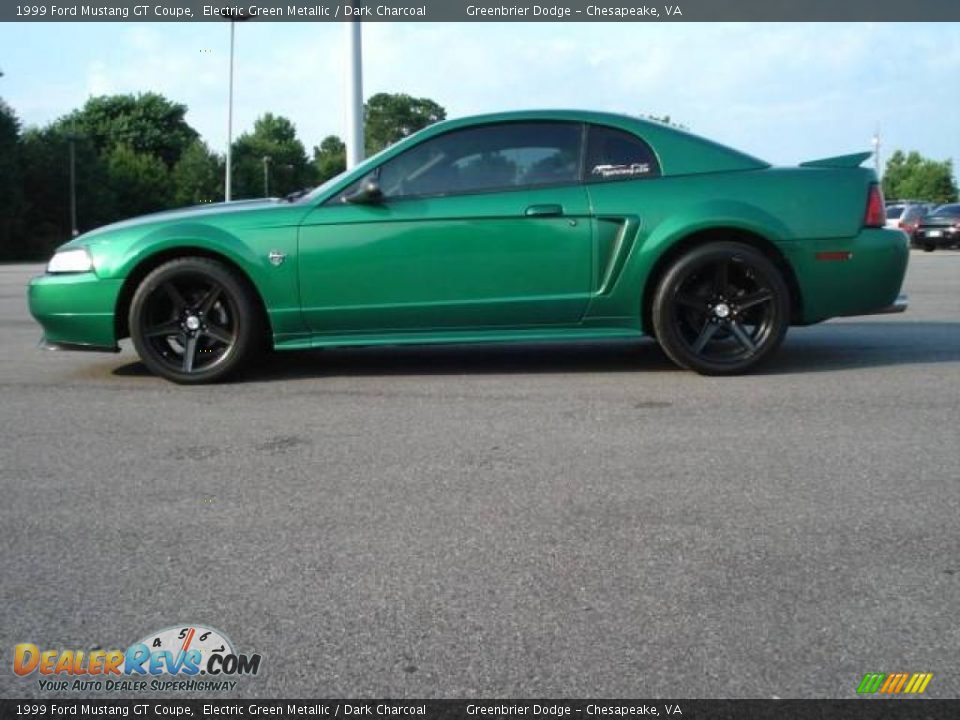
[47,248,93,274]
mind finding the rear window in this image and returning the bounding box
[885,206,905,220]
[584,125,661,182]
[930,204,960,217]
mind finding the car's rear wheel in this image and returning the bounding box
[652,242,790,375]
[129,257,263,384]
[923,243,936,252]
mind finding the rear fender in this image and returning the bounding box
[587,200,793,323]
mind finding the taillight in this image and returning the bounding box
[864,184,885,227]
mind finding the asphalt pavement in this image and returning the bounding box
[1,251,958,699]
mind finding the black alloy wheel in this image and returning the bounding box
[652,242,790,375]
[129,257,264,384]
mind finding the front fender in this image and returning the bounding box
[94,222,303,338]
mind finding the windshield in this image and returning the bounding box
[295,141,408,203]
[293,172,347,203]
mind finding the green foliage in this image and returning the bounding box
[364,92,446,154]
[311,94,449,182]
[313,135,346,183]
[58,93,198,168]
[0,99,25,259]
[106,144,171,217]
[0,90,447,259]
[8,92,205,257]
[882,150,958,204]
[172,140,222,207]
[231,113,315,198]
[18,126,116,259]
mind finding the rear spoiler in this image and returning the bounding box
[799,151,872,169]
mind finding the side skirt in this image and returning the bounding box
[272,327,645,352]
[39,338,122,353]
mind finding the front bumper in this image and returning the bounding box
[28,272,123,351]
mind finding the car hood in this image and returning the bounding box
[73,198,288,244]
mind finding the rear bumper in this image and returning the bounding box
[913,229,959,247]
[786,228,909,323]
[848,293,908,316]
[28,272,122,351]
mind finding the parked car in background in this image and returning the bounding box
[29,110,909,383]
[900,204,936,242]
[885,201,936,237]
[914,203,960,252]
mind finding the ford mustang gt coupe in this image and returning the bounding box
[28,110,908,383]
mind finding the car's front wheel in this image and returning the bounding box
[652,242,790,375]
[129,257,264,384]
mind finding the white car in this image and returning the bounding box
[885,202,935,231]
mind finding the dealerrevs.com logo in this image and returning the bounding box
[856,672,934,695]
[13,624,262,692]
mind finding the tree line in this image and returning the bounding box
[0,91,445,260]
[881,150,957,205]
[0,89,956,261]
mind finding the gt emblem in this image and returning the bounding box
[268,250,286,266]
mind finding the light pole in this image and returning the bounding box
[223,12,250,202]
[262,156,271,197]
[225,20,237,202]
[345,19,364,169]
[871,129,881,177]
[67,122,79,237]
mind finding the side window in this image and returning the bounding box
[377,122,582,199]
[585,125,661,182]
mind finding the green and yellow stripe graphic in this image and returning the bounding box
[857,672,933,694]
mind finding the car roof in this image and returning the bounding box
[412,109,771,176]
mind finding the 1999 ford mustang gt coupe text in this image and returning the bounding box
[29,110,908,383]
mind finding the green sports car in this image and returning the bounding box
[28,110,908,384]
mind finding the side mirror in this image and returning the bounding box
[344,178,383,205]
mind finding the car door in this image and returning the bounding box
[297,121,593,334]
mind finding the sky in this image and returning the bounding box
[1,21,958,174]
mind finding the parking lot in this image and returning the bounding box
[1,251,958,698]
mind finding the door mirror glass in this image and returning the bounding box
[344,177,383,204]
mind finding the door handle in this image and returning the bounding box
[524,204,564,217]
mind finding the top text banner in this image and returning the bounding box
[2,0,958,22]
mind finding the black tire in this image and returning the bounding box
[129,257,264,384]
[923,243,936,253]
[652,242,790,375]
